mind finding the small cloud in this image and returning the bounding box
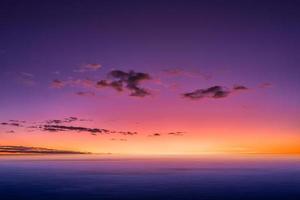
[46,117,80,124]
[75,63,102,72]
[259,82,272,88]
[183,85,249,100]
[97,70,151,97]
[1,122,22,127]
[0,145,89,154]
[51,78,95,89]
[75,91,95,97]
[117,131,138,135]
[6,130,15,133]
[52,71,60,75]
[183,86,230,100]
[51,79,66,88]
[148,133,161,137]
[43,125,105,134]
[97,80,123,92]
[233,85,248,91]
[168,132,185,136]
[15,72,36,86]
[111,138,127,142]
[2,117,139,137]
[163,68,212,80]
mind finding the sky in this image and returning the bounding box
[0,0,299,155]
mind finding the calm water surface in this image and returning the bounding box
[0,155,299,200]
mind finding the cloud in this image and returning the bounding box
[183,85,248,100]
[51,79,66,88]
[117,131,138,135]
[6,130,15,133]
[14,72,36,86]
[183,86,230,100]
[163,68,212,80]
[74,63,102,72]
[1,117,139,137]
[42,125,108,134]
[148,131,186,137]
[168,132,185,136]
[51,78,95,89]
[50,70,151,97]
[9,120,26,123]
[1,122,22,127]
[259,82,272,88]
[0,146,89,154]
[148,133,161,137]
[42,125,138,136]
[45,117,80,124]
[97,70,151,97]
[233,85,248,91]
[111,138,127,142]
[75,91,95,97]
[46,117,83,124]
[97,80,123,92]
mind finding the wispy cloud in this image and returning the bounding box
[168,131,185,136]
[183,86,230,100]
[148,133,161,137]
[74,63,102,72]
[162,68,212,80]
[51,79,66,88]
[42,125,109,134]
[1,122,23,127]
[75,91,96,97]
[11,72,36,86]
[45,117,83,124]
[51,78,95,89]
[233,85,248,91]
[259,82,272,88]
[0,146,88,154]
[110,138,127,142]
[183,85,249,100]
[1,117,139,137]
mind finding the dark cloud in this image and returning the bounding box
[2,117,138,137]
[39,118,138,136]
[42,125,138,136]
[168,132,185,136]
[75,91,95,97]
[97,70,151,97]
[117,131,138,135]
[97,80,123,92]
[183,86,230,100]
[183,85,248,100]
[0,146,89,154]
[46,117,80,124]
[233,85,248,90]
[148,133,161,137]
[43,125,107,134]
[1,122,22,127]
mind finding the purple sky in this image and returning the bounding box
[0,0,299,154]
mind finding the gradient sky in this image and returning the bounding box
[0,0,299,155]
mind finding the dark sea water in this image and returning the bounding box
[0,155,300,200]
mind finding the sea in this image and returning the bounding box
[0,154,299,200]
